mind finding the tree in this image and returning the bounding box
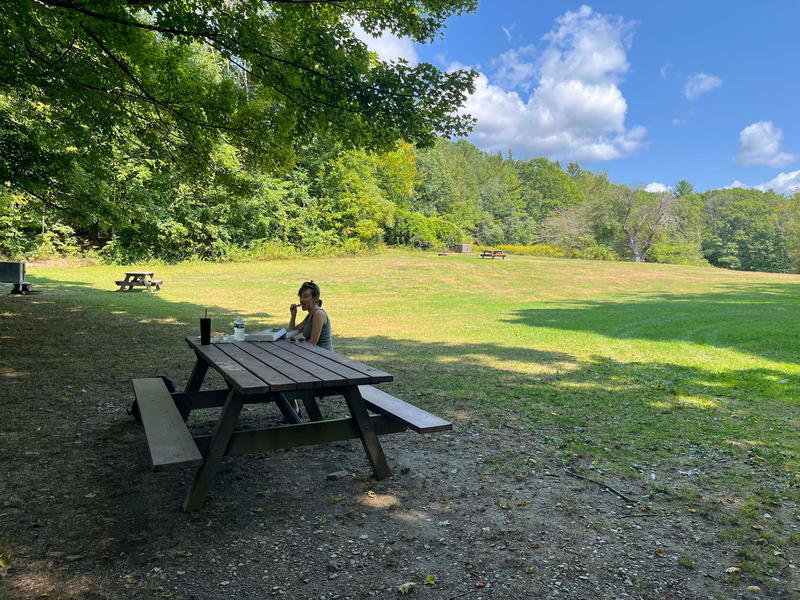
[606,187,681,262]
[702,188,790,272]
[514,158,584,221]
[674,180,695,197]
[1,1,477,203]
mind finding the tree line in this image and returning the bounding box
[2,134,799,272]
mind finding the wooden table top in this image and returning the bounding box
[124,271,155,276]
[185,337,393,395]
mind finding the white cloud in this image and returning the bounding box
[644,182,670,193]
[684,73,722,100]
[735,121,796,168]
[351,24,418,65]
[461,5,645,163]
[671,110,695,127]
[754,170,800,194]
[660,62,672,79]
[724,180,748,189]
[492,45,537,89]
[501,23,516,42]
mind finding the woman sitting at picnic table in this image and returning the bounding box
[283,281,331,421]
[288,280,333,351]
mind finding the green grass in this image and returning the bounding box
[10,248,800,578]
[26,250,800,470]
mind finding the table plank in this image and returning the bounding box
[187,338,269,395]
[279,340,393,383]
[275,341,376,384]
[240,342,341,388]
[249,342,347,387]
[215,343,298,391]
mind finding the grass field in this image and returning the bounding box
[5,248,800,592]
[28,250,800,474]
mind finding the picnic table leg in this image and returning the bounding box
[184,355,209,393]
[342,386,391,479]
[118,275,130,291]
[143,277,153,292]
[274,392,302,423]
[300,393,324,422]
[183,389,243,511]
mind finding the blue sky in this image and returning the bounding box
[355,1,800,194]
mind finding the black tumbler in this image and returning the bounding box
[200,317,211,345]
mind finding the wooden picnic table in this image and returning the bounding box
[480,249,507,259]
[131,337,451,510]
[116,271,163,292]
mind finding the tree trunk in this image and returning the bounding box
[628,236,645,262]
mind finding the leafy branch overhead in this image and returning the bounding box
[0,0,477,181]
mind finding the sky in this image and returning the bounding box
[354,1,800,194]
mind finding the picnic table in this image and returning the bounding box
[480,249,507,259]
[131,337,451,511]
[115,271,163,292]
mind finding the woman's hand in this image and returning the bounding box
[290,303,298,316]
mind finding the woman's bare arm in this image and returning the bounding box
[307,310,327,345]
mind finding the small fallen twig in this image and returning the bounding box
[618,513,659,518]
[447,589,481,600]
[565,469,636,504]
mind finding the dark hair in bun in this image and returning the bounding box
[298,280,322,307]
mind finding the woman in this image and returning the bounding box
[282,281,332,423]
[289,280,333,351]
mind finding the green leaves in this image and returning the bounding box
[1,0,476,192]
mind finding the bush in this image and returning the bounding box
[222,239,300,262]
[567,244,618,261]
[646,243,709,266]
[31,224,81,260]
[494,244,567,257]
[473,243,618,262]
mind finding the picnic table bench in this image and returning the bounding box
[480,249,507,259]
[115,271,163,292]
[130,337,452,510]
[0,261,32,294]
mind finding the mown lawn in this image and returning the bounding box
[7,248,800,582]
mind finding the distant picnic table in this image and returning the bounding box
[115,271,163,292]
[130,337,452,510]
[480,249,507,259]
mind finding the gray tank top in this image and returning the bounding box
[302,309,333,351]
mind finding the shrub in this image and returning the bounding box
[30,224,81,260]
[222,239,300,262]
[646,243,709,266]
[567,244,618,261]
[494,244,567,257]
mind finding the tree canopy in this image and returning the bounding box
[1,0,477,203]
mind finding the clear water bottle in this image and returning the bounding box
[233,315,245,341]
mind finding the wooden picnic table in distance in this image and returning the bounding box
[115,271,163,292]
[480,249,507,259]
[130,337,451,510]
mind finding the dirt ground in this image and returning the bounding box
[1,293,798,600]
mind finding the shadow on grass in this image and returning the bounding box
[19,275,278,324]
[504,282,800,365]
[1,276,799,597]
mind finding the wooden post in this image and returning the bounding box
[274,392,302,423]
[342,386,391,479]
[184,355,209,393]
[183,390,243,511]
